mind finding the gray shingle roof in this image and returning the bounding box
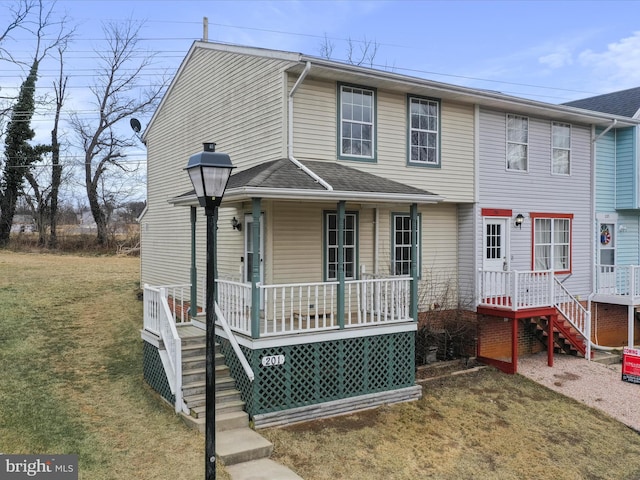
[563,87,640,118]
[229,158,437,196]
[173,158,440,204]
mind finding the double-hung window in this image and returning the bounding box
[552,122,571,175]
[392,213,421,276]
[325,212,357,280]
[408,96,440,166]
[506,114,528,171]
[338,84,375,161]
[532,213,572,273]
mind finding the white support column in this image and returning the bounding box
[629,305,635,348]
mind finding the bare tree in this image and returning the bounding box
[318,33,379,68]
[0,0,72,246]
[69,20,167,246]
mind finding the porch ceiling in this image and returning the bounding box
[170,158,444,206]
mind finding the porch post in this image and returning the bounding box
[628,305,635,348]
[511,318,518,373]
[337,200,345,329]
[190,206,198,319]
[548,313,555,367]
[251,198,262,339]
[410,203,418,323]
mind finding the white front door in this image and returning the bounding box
[244,214,265,307]
[483,218,508,272]
[483,218,509,296]
[598,223,616,293]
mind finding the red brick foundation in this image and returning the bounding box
[477,315,545,361]
[591,303,640,347]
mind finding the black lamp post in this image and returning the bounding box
[185,142,235,480]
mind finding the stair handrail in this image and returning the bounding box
[158,287,183,413]
[215,301,255,382]
[553,277,592,360]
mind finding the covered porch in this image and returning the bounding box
[142,158,443,425]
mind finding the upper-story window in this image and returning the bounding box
[552,122,571,175]
[506,114,528,171]
[338,84,375,161]
[408,96,440,167]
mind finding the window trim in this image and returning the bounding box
[337,83,377,162]
[391,212,421,278]
[406,94,441,168]
[551,122,571,176]
[323,210,359,281]
[530,212,573,274]
[506,114,529,172]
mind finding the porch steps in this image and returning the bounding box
[530,316,587,357]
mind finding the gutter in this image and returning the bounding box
[288,61,333,191]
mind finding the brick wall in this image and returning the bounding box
[478,315,545,361]
[592,303,640,346]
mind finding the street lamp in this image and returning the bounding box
[185,142,235,480]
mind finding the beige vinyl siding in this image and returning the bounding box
[290,78,475,202]
[141,47,292,287]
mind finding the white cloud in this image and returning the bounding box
[539,48,573,69]
[578,31,640,87]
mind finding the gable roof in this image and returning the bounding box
[563,87,640,118]
[171,159,443,206]
[145,41,640,141]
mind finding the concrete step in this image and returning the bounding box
[592,350,622,365]
[191,398,245,418]
[180,409,250,434]
[216,428,273,466]
[226,458,303,480]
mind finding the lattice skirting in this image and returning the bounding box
[217,331,417,419]
[143,341,175,405]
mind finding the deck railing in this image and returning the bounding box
[478,269,554,310]
[143,285,182,413]
[346,276,411,326]
[554,277,591,359]
[596,265,640,298]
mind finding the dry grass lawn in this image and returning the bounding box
[0,252,229,480]
[3,251,640,480]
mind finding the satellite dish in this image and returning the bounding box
[130,118,142,133]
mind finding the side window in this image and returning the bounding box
[408,96,440,167]
[325,212,357,280]
[506,114,528,171]
[338,84,376,161]
[392,213,421,276]
[552,122,571,175]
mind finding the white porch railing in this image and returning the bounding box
[596,265,640,298]
[477,270,554,310]
[143,285,183,413]
[214,276,414,337]
[554,277,591,359]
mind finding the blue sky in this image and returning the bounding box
[4,0,640,195]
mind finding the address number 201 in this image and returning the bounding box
[261,355,285,367]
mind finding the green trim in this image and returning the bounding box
[337,201,345,329]
[189,206,198,318]
[251,198,262,339]
[142,342,175,405]
[323,210,359,282]
[391,210,422,279]
[406,94,441,168]
[337,82,377,163]
[410,204,419,323]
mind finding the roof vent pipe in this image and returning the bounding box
[287,61,333,191]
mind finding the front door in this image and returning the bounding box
[483,218,509,296]
[598,223,616,293]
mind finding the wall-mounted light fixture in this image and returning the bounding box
[231,216,242,231]
[515,213,525,229]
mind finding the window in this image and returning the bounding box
[325,212,357,280]
[408,96,440,166]
[532,214,572,273]
[392,214,421,276]
[506,114,528,171]
[338,84,375,160]
[552,122,571,175]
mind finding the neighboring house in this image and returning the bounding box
[565,88,640,349]
[139,41,638,427]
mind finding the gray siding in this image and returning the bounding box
[477,108,593,297]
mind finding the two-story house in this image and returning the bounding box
[139,41,638,428]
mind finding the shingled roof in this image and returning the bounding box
[172,158,442,205]
[563,87,640,118]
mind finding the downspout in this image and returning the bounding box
[288,61,333,191]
